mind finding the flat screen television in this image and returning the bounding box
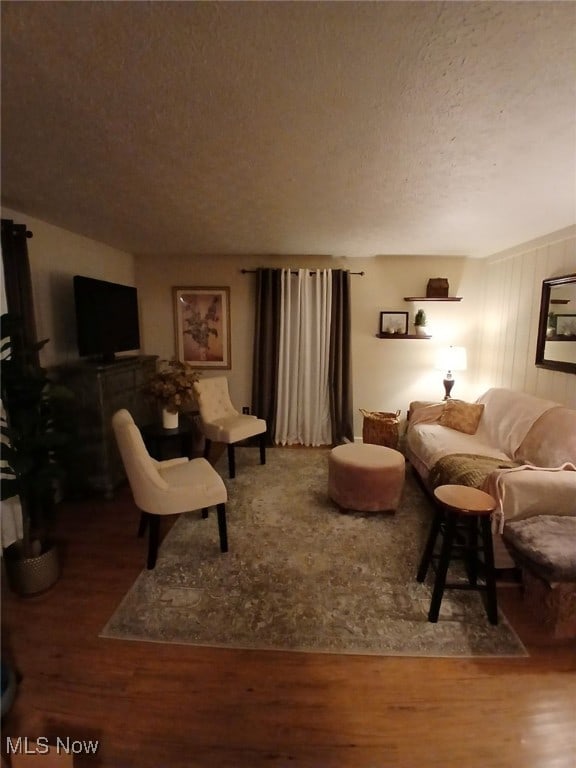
[73,275,141,362]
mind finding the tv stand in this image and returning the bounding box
[55,355,157,498]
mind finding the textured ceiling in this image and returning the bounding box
[1,1,575,258]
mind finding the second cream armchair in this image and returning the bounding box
[193,376,267,479]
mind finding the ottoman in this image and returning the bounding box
[503,515,576,639]
[328,443,405,512]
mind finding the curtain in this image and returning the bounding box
[275,269,333,446]
[329,269,354,443]
[251,266,353,447]
[1,218,37,361]
[251,268,282,440]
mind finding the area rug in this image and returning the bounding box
[101,447,527,657]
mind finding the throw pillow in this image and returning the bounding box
[438,399,485,435]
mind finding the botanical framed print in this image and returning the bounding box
[173,286,231,368]
[379,311,409,335]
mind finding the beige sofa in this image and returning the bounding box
[405,388,576,567]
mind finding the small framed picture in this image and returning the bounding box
[173,286,231,368]
[555,313,576,337]
[379,311,409,335]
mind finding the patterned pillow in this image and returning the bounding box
[438,399,485,435]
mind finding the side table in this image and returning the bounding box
[141,415,201,461]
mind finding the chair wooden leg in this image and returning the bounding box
[216,503,228,552]
[227,444,236,479]
[202,508,209,519]
[137,512,149,538]
[417,508,442,582]
[203,438,212,461]
[465,517,479,587]
[428,512,456,623]
[147,515,161,570]
[259,433,266,465]
[481,516,499,625]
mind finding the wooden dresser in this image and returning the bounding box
[55,355,157,498]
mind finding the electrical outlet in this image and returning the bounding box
[242,406,250,414]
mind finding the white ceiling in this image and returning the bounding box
[2,1,575,259]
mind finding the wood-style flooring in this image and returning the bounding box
[1,477,575,768]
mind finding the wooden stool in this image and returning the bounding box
[417,484,498,625]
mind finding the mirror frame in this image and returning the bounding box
[535,273,576,374]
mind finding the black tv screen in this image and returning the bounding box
[73,275,141,362]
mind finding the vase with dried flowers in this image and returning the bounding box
[143,359,200,429]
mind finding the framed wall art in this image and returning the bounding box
[173,286,231,368]
[555,313,576,337]
[379,311,409,335]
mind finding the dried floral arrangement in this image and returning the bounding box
[143,359,200,414]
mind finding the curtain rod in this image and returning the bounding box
[241,269,364,276]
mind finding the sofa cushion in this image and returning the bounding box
[438,400,484,434]
[515,405,576,467]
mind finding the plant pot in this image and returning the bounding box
[162,407,179,430]
[414,325,428,336]
[3,540,60,596]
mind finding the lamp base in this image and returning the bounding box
[442,378,455,400]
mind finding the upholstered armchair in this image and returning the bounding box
[112,409,228,569]
[193,376,267,479]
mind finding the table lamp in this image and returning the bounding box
[436,346,467,400]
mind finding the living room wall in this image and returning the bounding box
[3,205,573,432]
[1,206,136,367]
[477,225,576,409]
[135,252,486,438]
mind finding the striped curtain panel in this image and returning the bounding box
[252,267,353,446]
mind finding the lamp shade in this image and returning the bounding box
[436,346,467,372]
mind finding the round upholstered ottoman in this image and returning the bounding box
[328,443,405,512]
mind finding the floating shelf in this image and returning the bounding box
[377,333,432,339]
[403,296,462,302]
[546,334,576,341]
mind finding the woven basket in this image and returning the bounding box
[360,409,401,449]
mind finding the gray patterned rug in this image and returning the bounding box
[101,447,527,657]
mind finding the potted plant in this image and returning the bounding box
[0,314,74,595]
[143,359,200,429]
[414,308,428,336]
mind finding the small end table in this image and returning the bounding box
[141,415,200,461]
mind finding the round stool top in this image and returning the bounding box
[330,442,404,469]
[434,484,496,515]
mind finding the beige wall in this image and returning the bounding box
[3,207,574,429]
[477,225,576,408]
[135,253,486,438]
[1,207,136,367]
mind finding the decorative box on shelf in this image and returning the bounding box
[426,278,450,298]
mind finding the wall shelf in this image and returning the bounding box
[403,296,462,302]
[377,333,431,339]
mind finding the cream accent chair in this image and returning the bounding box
[112,409,228,569]
[193,377,267,479]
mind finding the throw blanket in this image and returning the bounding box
[485,462,576,533]
[429,453,521,492]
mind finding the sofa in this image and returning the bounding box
[405,388,576,567]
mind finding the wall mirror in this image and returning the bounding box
[535,273,576,374]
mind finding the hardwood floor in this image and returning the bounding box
[2,482,575,768]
